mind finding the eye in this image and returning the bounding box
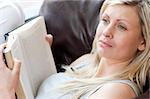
[101,18,109,25]
[118,24,127,31]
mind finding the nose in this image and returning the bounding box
[102,24,113,39]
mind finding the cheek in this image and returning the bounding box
[96,23,104,37]
[115,37,139,57]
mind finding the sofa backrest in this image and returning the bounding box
[40,0,104,72]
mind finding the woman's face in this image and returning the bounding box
[96,5,145,61]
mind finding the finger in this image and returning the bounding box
[45,34,53,46]
[12,59,21,76]
[45,34,53,45]
[12,59,21,91]
[0,43,7,67]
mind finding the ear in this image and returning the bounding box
[138,40,145,51]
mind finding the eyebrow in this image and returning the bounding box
[101,13,109,19]
[117,18,129,22]
[116,19,130,26]
[102,13,129,25]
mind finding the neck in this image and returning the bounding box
[95,57,132,77]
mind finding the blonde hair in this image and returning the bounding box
[59,0,150,98]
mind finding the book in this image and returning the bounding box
[3,16,57,99]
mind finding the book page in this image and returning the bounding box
[6,16,57,99]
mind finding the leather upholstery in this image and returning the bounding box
[40,0,104,72]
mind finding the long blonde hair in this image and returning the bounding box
[59,0,150,98]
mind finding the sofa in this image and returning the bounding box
[39,0,103,72]
[39,0,149,98]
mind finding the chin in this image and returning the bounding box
[96,47,113,59]
[97,47,106,57]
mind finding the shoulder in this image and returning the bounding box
[89,82,136,99]
[70,53,94,66]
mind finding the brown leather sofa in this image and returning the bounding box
[39,0,103,72]
[39,0,149,98]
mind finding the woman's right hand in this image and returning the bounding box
[0,43,21,99]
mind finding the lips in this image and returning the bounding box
[99,40,113,47]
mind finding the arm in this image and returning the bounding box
[0,90,16,99]
[0,44,21,99]
[0,34,51,99]
[89,82,136,99]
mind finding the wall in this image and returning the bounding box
[13,0,44,20]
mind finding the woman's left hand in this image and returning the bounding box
[0,43,21,99]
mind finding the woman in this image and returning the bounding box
[0,0,150,99]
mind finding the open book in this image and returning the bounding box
[3,16,57,99]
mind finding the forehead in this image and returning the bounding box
[102,5,140,26]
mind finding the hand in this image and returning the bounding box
[0,43,21,99]
[45,34,53,46]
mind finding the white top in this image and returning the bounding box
[36,73,140,99]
